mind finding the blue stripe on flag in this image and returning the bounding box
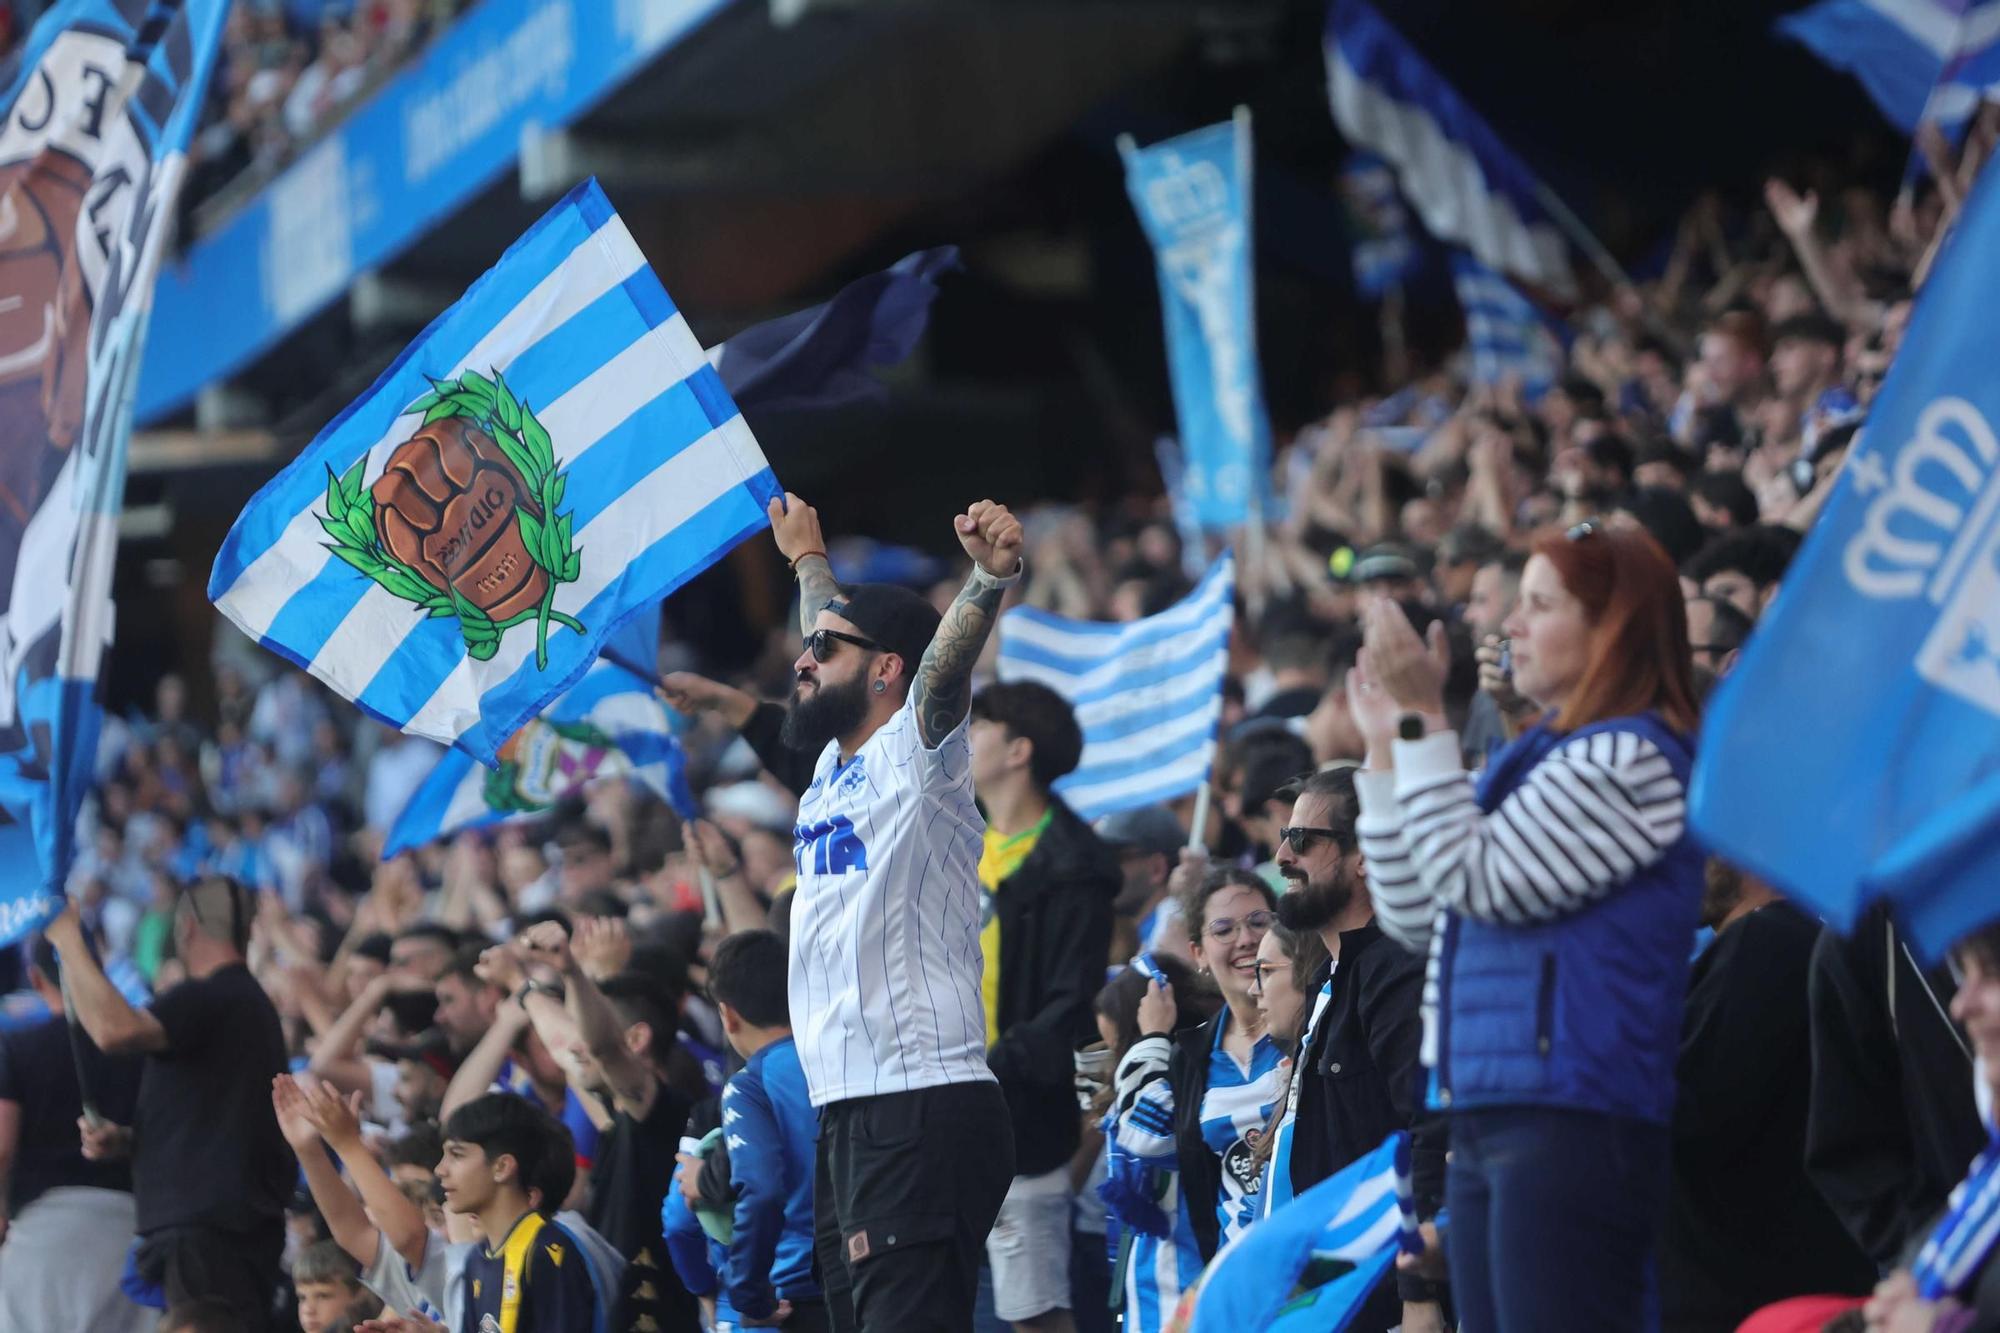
[455,472,780,759]
[209,181,619,598]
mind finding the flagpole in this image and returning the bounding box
[1529,180,1632,294]
[54,910,103,1125]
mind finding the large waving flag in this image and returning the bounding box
[1691,155,2000,961]
[0,0,228,938]
[1452,253,1564,399]
[709,247,958,415]
[1324,0,1578,300]
[1186,1133,1413,1333]
[209,180,782,768]
[383,605,693,857]
[1338,151,1420,299]
[1121,115,1273,532]
[997,554,1233,819]
[1780,0,2000,133]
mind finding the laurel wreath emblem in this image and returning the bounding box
[316,370,584,669]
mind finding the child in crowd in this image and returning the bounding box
[294,1239,383,1333]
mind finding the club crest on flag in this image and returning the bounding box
[487,716,622,814]
[210,179,783,769]
[319,370,584,668]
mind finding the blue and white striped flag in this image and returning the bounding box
[997,555,1233,820]
[1451,253,1564,400]
[1780,0,2000,133]
[0,0,229,937]
[1325,0,1577,300]
[1189,1132,1412,1333]
[381,604,695,858]
[208,179,782,768]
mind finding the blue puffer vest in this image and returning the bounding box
[1430,711,1702,1126]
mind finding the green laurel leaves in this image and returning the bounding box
[316,456,455,617]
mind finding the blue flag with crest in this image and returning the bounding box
[382,602,694,858]
[208,180,782,770]
[1121,115,1273,532]
[0,0,228,937]
[1189,1132,1412,1333]
[1691,155,2000,960]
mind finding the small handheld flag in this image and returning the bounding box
[209,180,782,768]
[998,555,1234,820]
[1187,1132,1411,1333]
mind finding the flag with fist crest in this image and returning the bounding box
[0,0,229,934]
[210,180,781,768]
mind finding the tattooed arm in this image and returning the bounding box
[912,500,1025,748]
[766,492,840,635]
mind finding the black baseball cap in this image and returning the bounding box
[823,583,942,669]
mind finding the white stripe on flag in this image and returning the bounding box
[404,416,757,739]
[1061,739,1217,814]
[217,224,646,638]
[1072,668,1232,731]
[1327,45,1573,298]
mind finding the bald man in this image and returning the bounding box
[47,876,291,1331]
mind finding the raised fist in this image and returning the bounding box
[372,417,548,621]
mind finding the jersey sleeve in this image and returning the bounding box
[721,1077,785,1319]
[524,1228,599,1333]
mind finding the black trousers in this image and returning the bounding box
[136,1223,283,1332]
[814,1080,1014,1333]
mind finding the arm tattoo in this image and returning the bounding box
[913,573,1007,748]
[794,555,841,638]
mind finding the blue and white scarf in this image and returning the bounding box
[1914,1128,2000,1300]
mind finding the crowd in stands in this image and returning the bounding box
[0,0,475,208]
[4,86,2000,1333]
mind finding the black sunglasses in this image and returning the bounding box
[1278,825,1351,854]
[808,628,883,663]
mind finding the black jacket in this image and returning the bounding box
[987,797,1119,1176]
[1805,903,1984,1269]
[1290,921,1444,1318]
[1167,1011,1233,1263]
[1661,903,1874,1333]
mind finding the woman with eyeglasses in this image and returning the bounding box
[1107,868,1286,1275]
[1350,522,1703,1331]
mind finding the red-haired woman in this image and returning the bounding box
[1349,521,1703,1331]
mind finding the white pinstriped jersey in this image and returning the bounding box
[786,696,997,1106]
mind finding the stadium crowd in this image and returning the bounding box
[3,107,2000,1333]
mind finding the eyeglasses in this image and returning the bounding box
[1565,519,1602,542]
[1277,825,1349,855]
[807,628,883,663]
[1204,909,1275,942]
[1250,960,1280,997]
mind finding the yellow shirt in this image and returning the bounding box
[978,809,1051,1048]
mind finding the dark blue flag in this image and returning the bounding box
[708,247,958,415]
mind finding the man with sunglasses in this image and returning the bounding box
[1266,768,1442,1332]
[670,491,1025,1332]
[44,875,291,1330]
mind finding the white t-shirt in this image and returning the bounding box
[787,696,995,1106]
[361,1232,451,1324]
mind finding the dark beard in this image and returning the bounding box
[781,673,871,750]
[1276,867,1353,932]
